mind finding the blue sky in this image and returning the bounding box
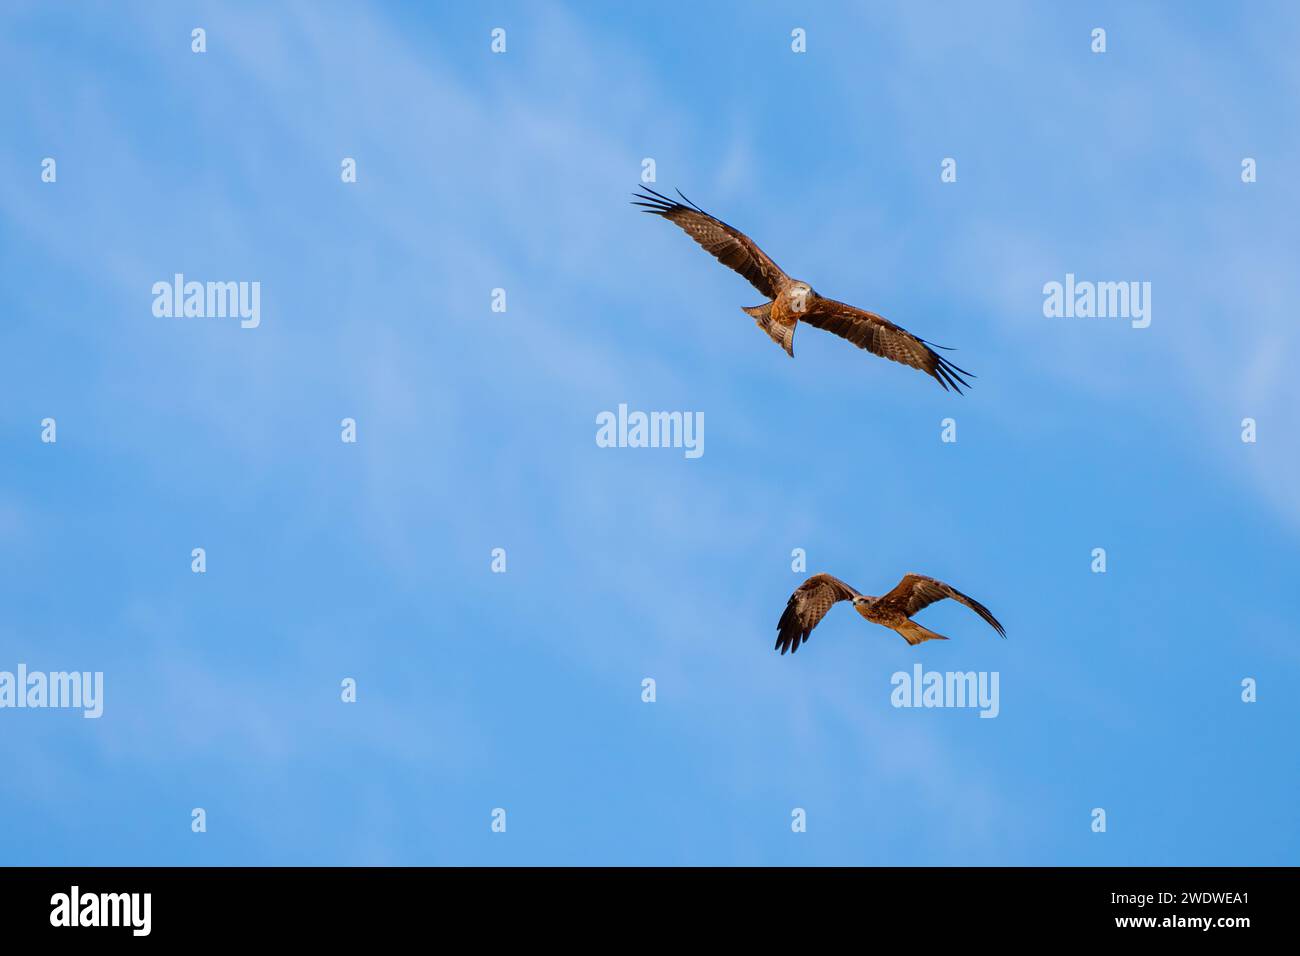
[1,1,1298,865]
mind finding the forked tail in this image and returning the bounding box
[742,303,794,357]
[896,621,950,646]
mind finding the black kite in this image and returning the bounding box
[776,572,1005,653]
[633,185,974,392]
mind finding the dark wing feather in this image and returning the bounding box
[876,573,1005,638]
[799,297,974,393]
[775,573,859,656]
[632,185,788,299]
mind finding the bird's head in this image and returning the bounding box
[852,595,874,618]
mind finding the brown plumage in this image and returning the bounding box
[632,185,973,393]
[775,572,1005,654]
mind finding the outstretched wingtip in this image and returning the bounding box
[931,365,962,394]
[674,188,706,213]
[930,349,973,394]
[631,184,711,216]
[920,339,976,392]
[631,184,679,216]
[970,597,1006,639]
[634,183,672,202]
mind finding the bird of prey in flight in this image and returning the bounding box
[632,185,973,393]
[776,572,1005,654]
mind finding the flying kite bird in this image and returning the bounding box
[632,185,973,392]
[775,572,1006,654]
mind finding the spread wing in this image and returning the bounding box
[775,573,860,655]
[875,574,1005,638]
[799,297,973,393]
[632,185,789,299]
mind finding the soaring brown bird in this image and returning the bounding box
[776,572,1005,654]
[632,185,973,392]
